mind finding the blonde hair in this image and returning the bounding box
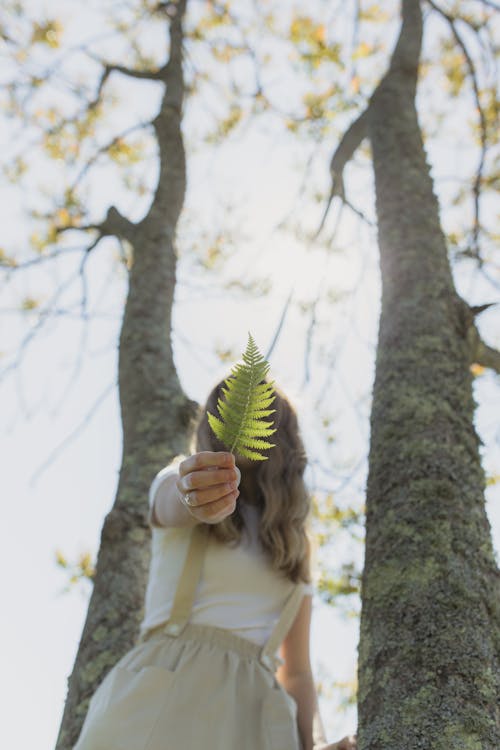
[190,377,313,585]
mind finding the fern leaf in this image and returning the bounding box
[206,332,277,460]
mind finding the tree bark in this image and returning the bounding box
[357,1,500,748]
[55,2,199,748]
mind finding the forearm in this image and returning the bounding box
[151,474,200,529]
[280,671,327,750]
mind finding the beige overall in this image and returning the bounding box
[74,523,306,750]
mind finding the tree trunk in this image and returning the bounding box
[357,1,500,748]
[55,3,199,748]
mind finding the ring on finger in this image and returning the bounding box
[184,491,195,507]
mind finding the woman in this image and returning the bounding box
[74,379,357,750]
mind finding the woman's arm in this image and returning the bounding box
[276,596,357,750]
[276,594,328,750]
[149,452,240,528]
[150,471,200,528]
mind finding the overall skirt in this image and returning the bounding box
[73,524,306,750]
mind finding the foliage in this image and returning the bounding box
[55,549,95,592]
[207,332,277,460]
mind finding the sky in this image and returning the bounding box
[1,1,499,749]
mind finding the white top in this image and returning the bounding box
[140,457,313,646]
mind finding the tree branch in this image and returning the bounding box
[265,287,294,362]
[458,298,500,373]
[471,331,500,373]
[86,52,168,82]
[100,206,136,240]
[479,0,500,10]
[0,245,83,273]
[70,120,153,192]
[390,0,424,78]
[426,0,488,261]
[0,263,91,384]
[147,0,187,224]
[29,380,117,486]
[314,107,369,239]
[161,0,186,114]
[55,207,136,243]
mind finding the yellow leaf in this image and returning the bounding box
[353,41,375,59]
[55,208,71,227]
[21,296,40,311]
[55,550,68,568]
[470,363,486,377]
[30,232,47,252]
[359,4,390,22]
[0,248,17,267]
[108,138,144,165]
[315,24,326,44]
[31,20,63,48]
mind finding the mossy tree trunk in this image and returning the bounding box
[55,2,199,748]
[356,1,500,748]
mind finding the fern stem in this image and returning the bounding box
[229,369,255,454]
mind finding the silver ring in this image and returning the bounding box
[183,492,195,507]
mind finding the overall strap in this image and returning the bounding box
[259,582,307,671]
[162,523,209,637]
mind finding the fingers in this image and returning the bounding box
[178,479,240,507]
[179,451,234,477]
[178,452,238,494]
[181,468,239,492]
[176,451,241,524]
[179,485,239,524]
[196,489,239,524]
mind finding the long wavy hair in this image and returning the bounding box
[189,377,313,585]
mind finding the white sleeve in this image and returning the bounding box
[303,582,314,595]
[148,454,187,527]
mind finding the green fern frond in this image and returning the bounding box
[207,332,277,460]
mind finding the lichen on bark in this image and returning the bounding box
[355,1,500,748]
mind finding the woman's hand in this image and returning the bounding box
[315,735,357,750]
[176,451,241,524]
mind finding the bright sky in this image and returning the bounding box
[1,2,499,749]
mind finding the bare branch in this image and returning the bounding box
[55,224,102,237]
[100,206,136,240]
[426,0,489,261]
[460,298,500,373]
[0,245,84,274]
[265,287,294,362]
[470,302,499,316]
[314,107,369,239]
[479,0,500,10]
[472,333,500,373]
[479,267,500,293]
[0,307,119,319]
[70,120,153,192]
[29,380,117,487]
[341,195,375,227]
[0,276,79,384]
[54,207,136,243]
[85,51,168,82]
[0,236,105,384]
